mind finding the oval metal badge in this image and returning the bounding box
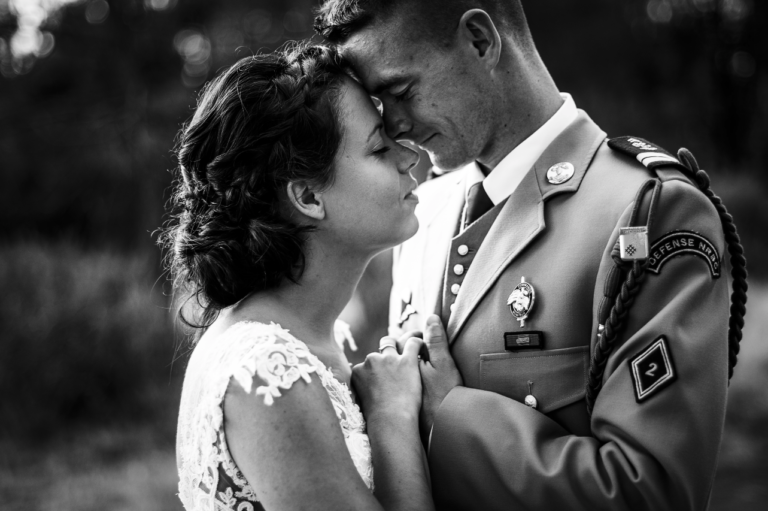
[507,276,535,327]
[546,162,574,184]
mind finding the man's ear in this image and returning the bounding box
[458,9,501,70]
[286,181,326,221]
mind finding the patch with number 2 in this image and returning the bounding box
[629,336,676,402]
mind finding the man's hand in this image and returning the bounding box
[417,314,463,436]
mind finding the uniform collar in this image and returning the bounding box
[463,93,579,205]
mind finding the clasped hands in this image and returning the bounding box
[352,315,463,437]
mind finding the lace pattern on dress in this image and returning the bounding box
[176,321,373,511]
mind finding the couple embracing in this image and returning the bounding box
[164,0,737,510]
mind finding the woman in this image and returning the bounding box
[162,44,437,511]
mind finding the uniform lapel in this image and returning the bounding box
[446,112,606,343]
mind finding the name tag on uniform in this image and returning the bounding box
[504,331,545,351]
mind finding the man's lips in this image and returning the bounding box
[418,133,437,147]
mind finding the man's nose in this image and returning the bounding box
[383,103,413,140]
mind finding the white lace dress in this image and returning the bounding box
[176,321,373,510]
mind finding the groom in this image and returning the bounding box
[316,1,732,509]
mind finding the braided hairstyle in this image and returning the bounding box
[160,44,349,328]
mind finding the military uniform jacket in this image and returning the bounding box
[389,111,729,510]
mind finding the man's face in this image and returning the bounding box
[341,19,493,172]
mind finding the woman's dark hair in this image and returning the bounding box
[160,44,349,328]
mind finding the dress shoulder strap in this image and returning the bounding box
[222,322,319,405]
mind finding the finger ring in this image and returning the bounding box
[378,339,397,353]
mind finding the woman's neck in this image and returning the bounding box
[230,239,370,351]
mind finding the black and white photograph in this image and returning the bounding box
[1,0,766,509]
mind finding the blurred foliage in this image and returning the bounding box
[527,0,767,172]
[0,241,179,440]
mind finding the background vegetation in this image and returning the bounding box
[0,0,766,509]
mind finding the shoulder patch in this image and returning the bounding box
[647,230,721,278]
[629,336,676,402]
[608,136,688,172]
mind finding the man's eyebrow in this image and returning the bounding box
[367,122,383,142]
[371,76,407,95]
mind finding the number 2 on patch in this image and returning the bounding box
[629,336,677,403]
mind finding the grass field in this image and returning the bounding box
[0,243,766,510]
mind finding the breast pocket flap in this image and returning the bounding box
[479,346,589,414]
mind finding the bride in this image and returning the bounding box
[161,44,439,511]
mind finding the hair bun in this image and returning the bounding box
[160,44,348,327]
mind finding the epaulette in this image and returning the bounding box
[607,136,689,173]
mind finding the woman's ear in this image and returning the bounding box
[286,181,326,221]
[458,9,502,70]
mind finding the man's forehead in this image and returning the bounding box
[341,30,419,93]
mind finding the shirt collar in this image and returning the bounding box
[464,93,579,205]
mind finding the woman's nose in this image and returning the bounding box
[396,143,419,174]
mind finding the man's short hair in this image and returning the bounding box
[314,0,532,49]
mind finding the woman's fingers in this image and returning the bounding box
[397,329,422,353]
[402,336,425,361]
[378,336,398,354]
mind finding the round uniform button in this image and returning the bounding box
[453,264,464,276]
[450,303,457,312]
[457,245,469,256]
[451,283,460,295]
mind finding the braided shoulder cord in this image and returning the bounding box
[585,258,649,414]
[586,180,661,415]
[586,151,749,415]
[677,148,748,380]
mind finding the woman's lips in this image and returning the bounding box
[404,190,419,202]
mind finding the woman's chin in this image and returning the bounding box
[399,215,420,244]
[367,217,419,256]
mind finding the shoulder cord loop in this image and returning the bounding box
[677,148,748,381]
[586,151,748,416]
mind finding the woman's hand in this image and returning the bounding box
[352,336,424,426]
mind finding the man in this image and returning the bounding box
[316,1,733,509]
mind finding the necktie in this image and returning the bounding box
[464,181,495,229]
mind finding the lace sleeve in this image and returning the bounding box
[231,326,318,406]
[177,321,372,511]
[177,322,322,510]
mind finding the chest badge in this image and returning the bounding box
[507,276,536,327]
[547,162,574,184]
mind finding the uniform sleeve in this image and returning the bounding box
[427,179,730,511]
